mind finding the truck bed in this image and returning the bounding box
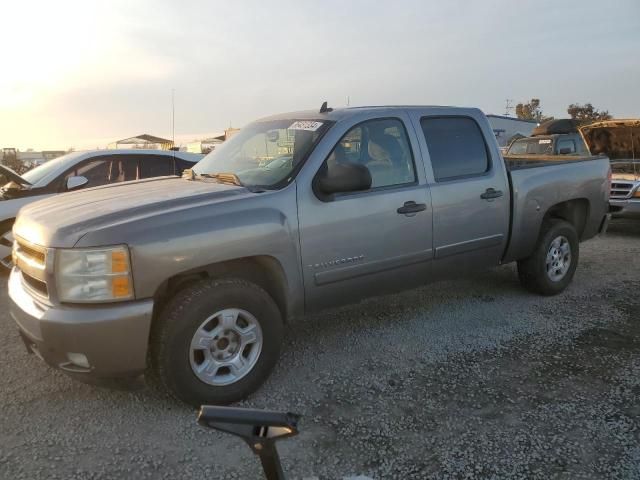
[504,154,605,171]
[502,154,610,263]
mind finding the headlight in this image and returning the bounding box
[55,246,134,303]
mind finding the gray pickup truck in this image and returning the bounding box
[9,106,610,406]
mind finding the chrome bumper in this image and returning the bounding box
[609,199,640,218]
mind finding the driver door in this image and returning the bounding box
[297,114,433,312]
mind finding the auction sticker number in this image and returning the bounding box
[289,121,324,132]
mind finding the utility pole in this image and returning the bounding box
[504,99,513,116]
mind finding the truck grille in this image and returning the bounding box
[22,272,48,296]
[610,182,634,199]
[14,237,49,298]
[18,242,46,265]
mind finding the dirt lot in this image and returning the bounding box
[1,219,639,479]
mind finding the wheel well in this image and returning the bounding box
[543,199,589,238]
[153,256,289,322]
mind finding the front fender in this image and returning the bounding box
[74,187,303,310]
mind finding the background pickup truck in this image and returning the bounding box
[505,119,590,158]
[8,106,610,406]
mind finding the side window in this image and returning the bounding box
[420,117,489,181]
[325,118,416,190]
[108,157,138,183]
[139,155,174,178]
[69,160,112,188]
[557,139,576,154]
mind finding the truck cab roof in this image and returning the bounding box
[257,105,484,123]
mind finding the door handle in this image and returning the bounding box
[480,188,504,200]
[397,201,427,215]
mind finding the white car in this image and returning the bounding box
[0,149,202,268]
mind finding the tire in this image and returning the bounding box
[148,278,284,407]
[517,219,579,296]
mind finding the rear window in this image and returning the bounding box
[507,138,555,155]
[557,139,577,154]
[420,117,490,181]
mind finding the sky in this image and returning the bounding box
[1,0,639,150]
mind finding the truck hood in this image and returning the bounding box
[580,119,640,160]
[14,176,250,248]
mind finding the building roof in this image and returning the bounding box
[115,134,173,145]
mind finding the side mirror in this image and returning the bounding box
[66,175,88,191]
[558,147,572,155]
[316,162,372,198]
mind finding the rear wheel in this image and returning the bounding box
[517,219,579,296]
[149,278,283,406]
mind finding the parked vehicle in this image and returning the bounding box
[505,119,589,157]
[505,119,640,218]
[0,149,203,268]
[581,119,640,218]
[8,106,610,406]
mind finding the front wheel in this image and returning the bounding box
[517,219,579,296]
[148,278,284,406]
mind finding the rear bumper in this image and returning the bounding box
[609,199,640,218]
[8,268,154,383]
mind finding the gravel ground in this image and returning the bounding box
[1,219,639,479]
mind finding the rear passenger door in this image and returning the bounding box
[408,110,510,273]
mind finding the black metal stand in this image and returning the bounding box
[257,441,285,480]
[197,405,300,480]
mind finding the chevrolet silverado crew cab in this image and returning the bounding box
[9,106,610,406]
[0,149,203,269]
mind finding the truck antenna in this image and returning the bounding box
[171,88,176,148]
[319,101,333,114]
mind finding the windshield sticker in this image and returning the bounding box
[538,139,552,144]
[288,121,324,132]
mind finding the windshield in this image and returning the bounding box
[21,151,85,186]
[193,119,332,188]
[507,138,555,155]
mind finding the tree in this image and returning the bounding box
[567,103,612,124]
[515,98,553,123]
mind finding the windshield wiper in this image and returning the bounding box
[197,172,244,186]
[183,169,269,193]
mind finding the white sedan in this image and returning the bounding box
[0,149,202,268]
